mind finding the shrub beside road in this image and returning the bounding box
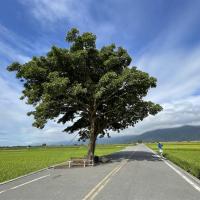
[0,144,128,183]
[147,142,200,179]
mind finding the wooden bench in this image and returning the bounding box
[68,157,94,168]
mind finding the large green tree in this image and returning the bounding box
[8,28,162,159]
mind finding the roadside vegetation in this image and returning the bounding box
[147,142,200,179]
[0,144,128,183]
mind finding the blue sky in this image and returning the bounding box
[1,0,200,146]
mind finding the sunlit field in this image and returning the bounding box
[147,142,200,179]
[0,144,128,183]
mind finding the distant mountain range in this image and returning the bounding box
[45,125,200,146]
[95,125,200,144]
[3,125,200,147]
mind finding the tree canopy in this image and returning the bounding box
[8,28,162,158]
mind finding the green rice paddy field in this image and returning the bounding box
[0,144,128,183]
[147,142,200,179]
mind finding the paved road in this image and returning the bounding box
[0,144,200,200]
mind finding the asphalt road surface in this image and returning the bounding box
[0,144,200,200]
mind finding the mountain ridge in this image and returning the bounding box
[96,125,200,144]
[38,125,200,146]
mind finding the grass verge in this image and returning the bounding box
[0,144,129,183]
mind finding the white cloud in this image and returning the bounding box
[0,41,30,63]
[19,0,91,28]
[123,96,200,135]
[0,25,31,63]
[0,74,73,146]
[25,0,91,24]
[136,46,200,103]
[19,0,116,45]
[128,4,200,135]
[0,24,51,64]
[0,23,71,145]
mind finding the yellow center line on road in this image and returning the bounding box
[89,178,111,200]
[82,165,121,200]
[82,151,135,200]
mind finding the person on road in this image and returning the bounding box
[157,142,163,156]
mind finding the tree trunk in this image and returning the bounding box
[87,106,97,160]
[87,134,96,160]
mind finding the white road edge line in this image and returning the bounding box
[145,145,200,193]
[0,160,68,186]
[0,167,49,186]
[163,160,200,192]
[0,174,50,194]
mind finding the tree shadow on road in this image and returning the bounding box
[99,150,163,165]
[54,151,162,169]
